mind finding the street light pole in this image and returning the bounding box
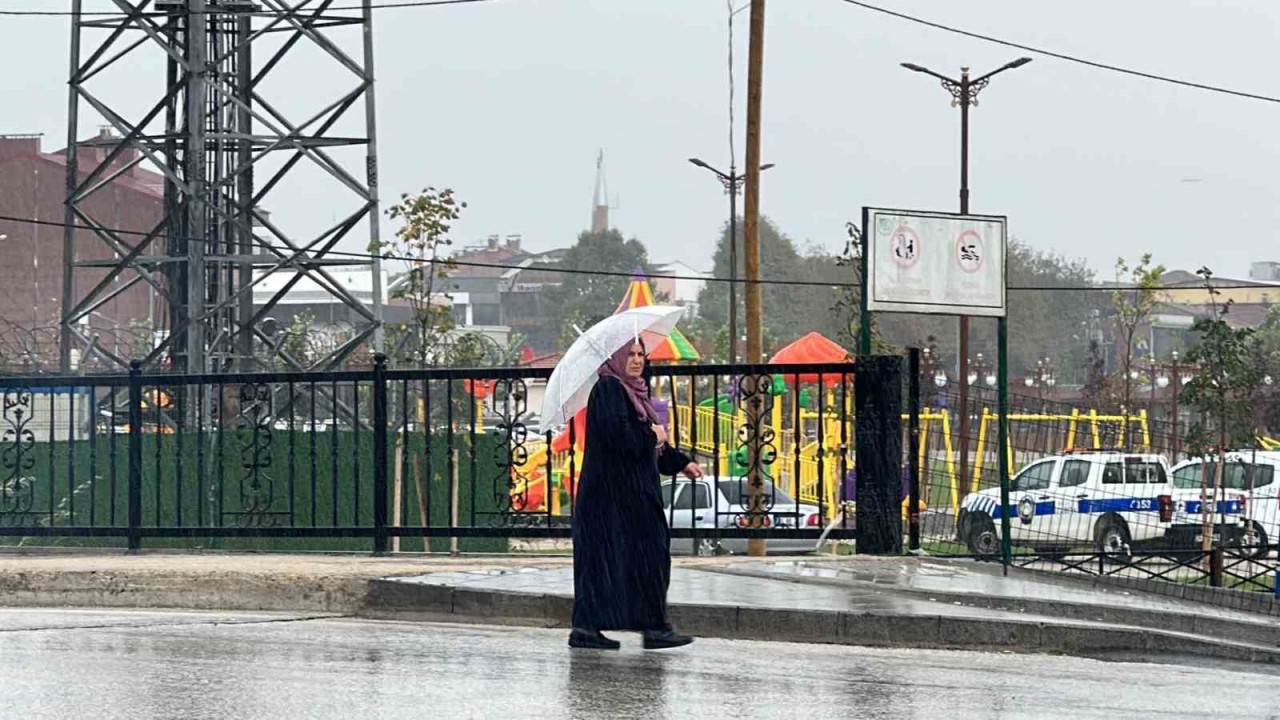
[899,56,1032,502]
[689,159,774,363]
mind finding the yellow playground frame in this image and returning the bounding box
[510,383,1153,521]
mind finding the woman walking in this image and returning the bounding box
[569,341,703,650]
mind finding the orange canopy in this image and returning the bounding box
[768,332,852,385]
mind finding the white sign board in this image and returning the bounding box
[864,207,1007,317]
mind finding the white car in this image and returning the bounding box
[1168,452,1279,555]
[958,452,1175,557]
[661,476,825,556]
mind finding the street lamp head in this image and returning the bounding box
[900,62,927,73]
[1024,377,1035,388]
[687,158,711,170]
[933,370,947,389]
[760,163,775,172]
[1005,57,1034,70]
[985,373,997,388]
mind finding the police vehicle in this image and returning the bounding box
[1167,452,1279,556]
[958,451,1174,557]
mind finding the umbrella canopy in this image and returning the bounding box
[768,332,853,385]
[614,274,700,362]
[540,305,687,433]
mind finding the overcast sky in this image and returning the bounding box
[3,0,1278,280]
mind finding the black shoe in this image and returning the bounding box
[568,629,620,650]
[642,628,694,650]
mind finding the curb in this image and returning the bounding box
[1013,565,1280,618]
[358,580,1280,664]
[696,565,1280,650]
[0,570,369,614]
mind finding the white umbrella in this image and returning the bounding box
[540,305,687,433]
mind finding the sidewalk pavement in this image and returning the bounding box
[2,549,1279,664]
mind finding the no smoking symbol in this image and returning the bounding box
[956,231,984,274]
[890,226,920,269]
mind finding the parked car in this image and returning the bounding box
[660,476,825,556]
[957,451,1175,558]
[1167,452,1279,556]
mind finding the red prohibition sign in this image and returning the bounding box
[955,230,984,274]
[890,225,921,270]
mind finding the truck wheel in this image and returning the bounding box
[1094,517,1132,562]
[695,538,726,557]
[966,515,999,557]
[1239,522,1270,559]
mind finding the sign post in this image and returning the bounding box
[859,207,1011,570]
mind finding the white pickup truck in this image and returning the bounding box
[1167,452,1280,556]
[958,452,1175,557]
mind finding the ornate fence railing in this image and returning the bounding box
[0,358,859,553]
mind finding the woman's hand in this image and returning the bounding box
[682,462,704,480]
[651,424,669,445]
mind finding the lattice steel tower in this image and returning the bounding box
[59,0,384,373]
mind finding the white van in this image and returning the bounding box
[958,452,1174,557]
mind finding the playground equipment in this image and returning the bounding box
[504,282,1155,521]
[510,394,1153,522]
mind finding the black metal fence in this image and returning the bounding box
[0,359,859,553]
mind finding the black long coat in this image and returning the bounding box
[571,375,691,632]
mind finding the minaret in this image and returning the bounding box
[590,149,609,233]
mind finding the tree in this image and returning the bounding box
[831,222,896,354]
[377,187,465,367]
[695,217,854,360]
[1252,306,1280,433]
[1111,254,1165,419]
[1181,268,1264,555]
[1080,339,1113,409]
[537,229,651,351]
[1112,254,1166,409]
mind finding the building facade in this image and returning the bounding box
[0,130,162,371]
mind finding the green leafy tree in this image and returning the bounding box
[1112,254,1166,418]
[695,217,856,358]
[1080,339,1114,410]
[832,221,895,354]
[537,229,651,351]
[279,310,316,366]
[1181,268,1264,552]
[377,187,466,367]
[1253,306,1280,433]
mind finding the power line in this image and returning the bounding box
[0,0,503,17]
[0,211,1269,293]
[834,0,1280,105]
[7,0,1279,108]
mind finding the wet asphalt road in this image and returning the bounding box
[0,609,1278,719]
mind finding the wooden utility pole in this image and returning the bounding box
[743,0,767,557]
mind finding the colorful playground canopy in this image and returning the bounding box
[614,274,700,362]
[768,332,853,384]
